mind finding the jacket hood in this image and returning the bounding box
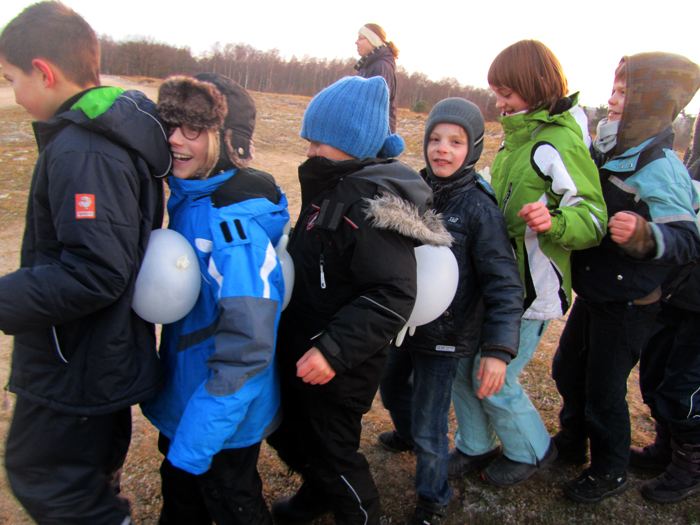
[499,92,584,146]
[354,45,395,71]
[299,156,452,247]
[61,87,172,178]
[615,52,700,154]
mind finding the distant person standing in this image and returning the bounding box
[355,23,399,133]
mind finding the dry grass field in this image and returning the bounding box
[0,75,698,524]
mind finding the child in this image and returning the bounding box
[266,76,452,525]
[631,124,700,504]
[377,98,524,525]
[448,39,607,488]
[141,74,289,524]
[0,3,170,524]
[553,52,700,503]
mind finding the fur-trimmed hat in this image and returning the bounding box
[157,73,256,172]
[301,76,404,159]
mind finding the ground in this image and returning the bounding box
[0,75,698,524]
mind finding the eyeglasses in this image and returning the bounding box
[166,123,204,140]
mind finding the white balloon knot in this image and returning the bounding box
[176,255,190,270]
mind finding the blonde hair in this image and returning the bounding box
[363,23,399,59]
[195,129,220,179]
[488,39,568,113]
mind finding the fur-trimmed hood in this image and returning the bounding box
[298,155,451,247]
[364,193,452,247]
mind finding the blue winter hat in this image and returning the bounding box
[301,76,404,159]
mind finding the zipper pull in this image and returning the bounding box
[319,254,327,289]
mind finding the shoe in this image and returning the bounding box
[641,441,700,503]
[447,445,502,479]
[406,504,447,525]
[271,480,333,524]
[630,422,672,471]
[552,428,588,464]
[563,468,628,503]
[482,440,557,488]
[378,430,414,453]
[630,443,673,471]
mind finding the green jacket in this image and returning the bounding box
[490,94,607,320]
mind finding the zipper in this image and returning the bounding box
[319,253,327,289]
[502,182,513,215]
[53,326,68,364]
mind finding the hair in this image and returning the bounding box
[614,59,627,83]
[487,39,568,113]
[363,23,400,59]
[200,129,220,179]
[0,1,100,88]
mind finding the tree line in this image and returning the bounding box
[98,35,501,120]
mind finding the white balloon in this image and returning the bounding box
[275,234,294,310]
[407,245,459,327]
[132,229,201,324]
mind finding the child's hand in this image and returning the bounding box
[518,202,552,232]
[608,212,638,244]
[297,347,336,385]
[476,357,506,399]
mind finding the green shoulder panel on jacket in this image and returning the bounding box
[71,87,126,119]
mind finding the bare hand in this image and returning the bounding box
[476,357,506,399]
[297,347,336,385]
[518,202,552,232]
[608,212,637,244]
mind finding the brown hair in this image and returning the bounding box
[487,39,568,113]
[0,1,100,88]
[364,23,400,59]
[614,59,627,83]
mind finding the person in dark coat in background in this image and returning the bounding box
[355,23,399,133]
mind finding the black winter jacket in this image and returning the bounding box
[276,156,451,410]
[0,88,170,415]
[403,170,523,362]
[356,46,397,133]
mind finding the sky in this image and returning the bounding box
[2,0,700,112]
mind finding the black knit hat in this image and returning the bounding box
[424,98,485,181]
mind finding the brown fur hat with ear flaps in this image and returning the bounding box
[157,74,256,171]
[157,76,227,131]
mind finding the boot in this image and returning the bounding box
[641,440,700,503]
[271,479,333,524]
[630,421,672,471]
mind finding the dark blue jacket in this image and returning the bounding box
[356,46,397,133]
[573,128,700,302]
[403,170,523,362]
[0,88,170,415]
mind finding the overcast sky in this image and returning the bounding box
[2,0,700,112]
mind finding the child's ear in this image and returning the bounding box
[31,59,55,88]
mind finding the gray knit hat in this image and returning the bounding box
[424,98,485,179]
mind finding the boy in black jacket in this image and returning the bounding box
[267,76,452,525]
[0,3,169,523]
[378,98,523,525]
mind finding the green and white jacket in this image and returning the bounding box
[490,94,607,320]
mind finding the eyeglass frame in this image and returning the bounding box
[166,123,205,141]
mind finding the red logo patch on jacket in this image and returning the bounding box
[75,194,95,219]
